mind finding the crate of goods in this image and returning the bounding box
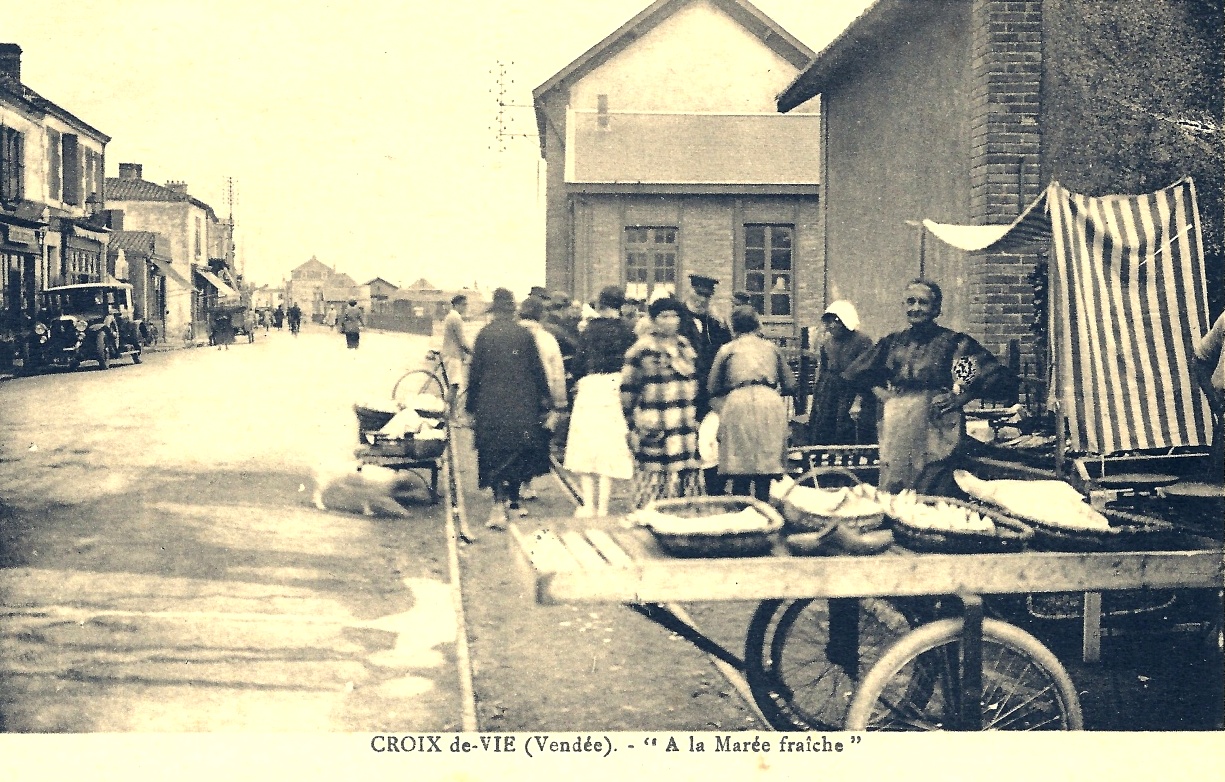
[632,496,784,558]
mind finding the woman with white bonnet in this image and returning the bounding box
[807,300,876,445]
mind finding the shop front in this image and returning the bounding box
[0,217,45,369]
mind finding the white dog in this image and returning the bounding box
[310,460,419,518]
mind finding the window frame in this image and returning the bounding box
[622,225,679,302]
[741,223,795,321]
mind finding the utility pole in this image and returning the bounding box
[488,60,537,153]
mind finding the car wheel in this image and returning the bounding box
[95,331,111,370]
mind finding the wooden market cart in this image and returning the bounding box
[509,511,1222,731]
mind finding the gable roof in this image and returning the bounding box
[107,230,159,256]
[365,277,398,288]
[0,73,111,142]
[776,0,947,112]
[105,177,219,221]
[533,0,815,155]
[290,256,332,275]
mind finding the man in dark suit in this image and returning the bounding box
[678,274,732,419]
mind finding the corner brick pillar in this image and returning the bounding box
[968,0,1044,374]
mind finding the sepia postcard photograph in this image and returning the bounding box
[0,1,1221,779]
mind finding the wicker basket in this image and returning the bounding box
[643,496,784,558]
[1024,506,1184,552]
[889,495,1034,554]
[354,404,398,440]
[777,466,887,533]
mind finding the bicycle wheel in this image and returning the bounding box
[845,617,1083,731]
[744,598,912,730]
[392,369,446,408]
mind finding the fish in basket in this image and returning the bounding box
[952,470,1182,552]
[883,490,1033,554]
[770,467,888,533]
[630,496,784,558]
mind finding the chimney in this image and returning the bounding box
[0,44,21,82]
[118,163,143,180]
[164,181,188,195]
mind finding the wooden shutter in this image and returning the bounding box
[0,127,22,202]
[47,128,61,201]
[62,133,81,205]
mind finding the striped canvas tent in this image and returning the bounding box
[1048,179,1213,453]
[925,178,1215,454]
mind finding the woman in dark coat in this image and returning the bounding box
[807,300,876,445]
[466,288,553,529]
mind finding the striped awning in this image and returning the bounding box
[923,179,1214,454]
[196,268,239,300]
[1047,179,1213,453]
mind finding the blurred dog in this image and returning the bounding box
[310,461,417,518]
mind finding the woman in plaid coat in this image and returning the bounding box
[620,296,704,508]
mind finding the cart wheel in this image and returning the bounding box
[845,617,1083,731]
[744,598,912,730]
[392,369,446,408]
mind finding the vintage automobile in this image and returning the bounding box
[26,283,144,372]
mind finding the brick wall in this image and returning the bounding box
[968,0,1043,366]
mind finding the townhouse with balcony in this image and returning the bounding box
[0,43,110,367]
[533,0,822,341]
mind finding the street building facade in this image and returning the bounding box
[776,0,1223,372]
[0,43,110,369]
[105,163,232,342]
[534,0,823,341]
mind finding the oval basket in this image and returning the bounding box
[643,496,784,558]
[777,466,887,534]
[889,495,1033,554]
[1024,506,1184,553]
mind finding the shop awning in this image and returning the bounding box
[196,268,239,299]
[149,257,190,288]
[921,189,1052,253]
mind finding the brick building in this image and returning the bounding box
[777,0,1223,368]
[533,0,823,340]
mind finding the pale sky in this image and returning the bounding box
[6,0,872,293]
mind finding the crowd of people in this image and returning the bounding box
[449,274,1023,531]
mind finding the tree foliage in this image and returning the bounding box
[1041,0,1224,313]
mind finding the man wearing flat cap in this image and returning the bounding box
[679,273,732,418]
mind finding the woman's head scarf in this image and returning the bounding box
[822,300,861,332]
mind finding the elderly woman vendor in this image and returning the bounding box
[843,279,1015,496]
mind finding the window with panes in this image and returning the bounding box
[743,224,793,317]
[624,226,677,302]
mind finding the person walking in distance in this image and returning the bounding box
[340,299,364,349]
[441,294,473,423]
[287,303,302,335]
[565,285,636,516]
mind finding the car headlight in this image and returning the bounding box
[34,323,48,335]
[75,321,87,332]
